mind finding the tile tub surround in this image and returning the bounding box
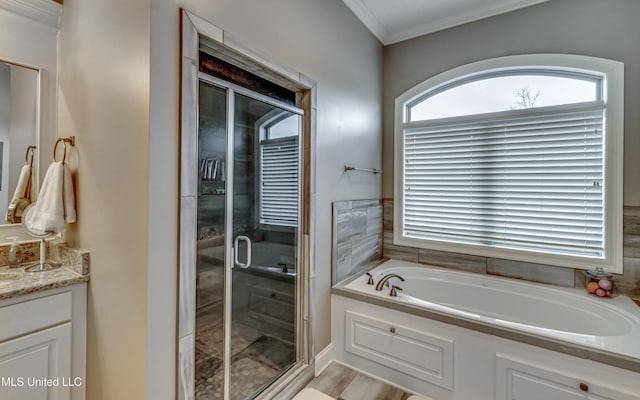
[0,242,90,300]
[383,199,640,302]
[332,200,383,284]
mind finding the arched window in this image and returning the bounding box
[394,55,623,272]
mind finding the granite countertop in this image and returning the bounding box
[0,244,90,301]
[0,264,89,301]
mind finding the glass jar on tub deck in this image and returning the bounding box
[585,267,615,298]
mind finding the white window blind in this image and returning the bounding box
[260,137,299,227]
[402,102,605,257]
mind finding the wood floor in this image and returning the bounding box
[304,362,413,400]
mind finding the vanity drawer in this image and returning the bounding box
[0,290,72,341]
[345,310,454,390]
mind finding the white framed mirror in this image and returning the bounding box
[0,0,61,238]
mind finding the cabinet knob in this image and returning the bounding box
[389,327,396,334]
[579,383,589,392]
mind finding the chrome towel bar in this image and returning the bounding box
[344,165,382,174]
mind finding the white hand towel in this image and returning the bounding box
[24,161,76,235]
[63,162,76,223]
[10,164,31,203]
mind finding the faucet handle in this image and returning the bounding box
[390,285,403,297]
[365,272,374,285]
[278,263,288,274]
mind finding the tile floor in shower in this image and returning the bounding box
[194,265,295,399]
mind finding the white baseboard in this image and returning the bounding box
[313,344,335,376]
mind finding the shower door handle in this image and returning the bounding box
[234,235,252,269]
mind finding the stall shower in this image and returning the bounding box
[183,55,304,400]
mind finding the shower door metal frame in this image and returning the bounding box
[179,8,316,400]
[199,72,305,399]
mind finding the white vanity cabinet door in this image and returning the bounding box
[0,323,72,400]
[496,355,640,400]
[0,284,86,400]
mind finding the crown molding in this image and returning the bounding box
[342,0,388,45]
[386,0,549,45]
[0,0,62,29]
[343,0,549,45]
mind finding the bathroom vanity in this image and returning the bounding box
[0,263,88,400]
[0,1,88,398]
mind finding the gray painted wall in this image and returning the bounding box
[148,0,383,397]
[382,0,640,205]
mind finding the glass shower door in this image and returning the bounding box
[229,92,301,399]
[195,76,302,400]
[195,81,229,400]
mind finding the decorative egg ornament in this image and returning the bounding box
[585,267,615,298]
[598,279,613,291]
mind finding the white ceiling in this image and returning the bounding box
[342,0,549,45]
